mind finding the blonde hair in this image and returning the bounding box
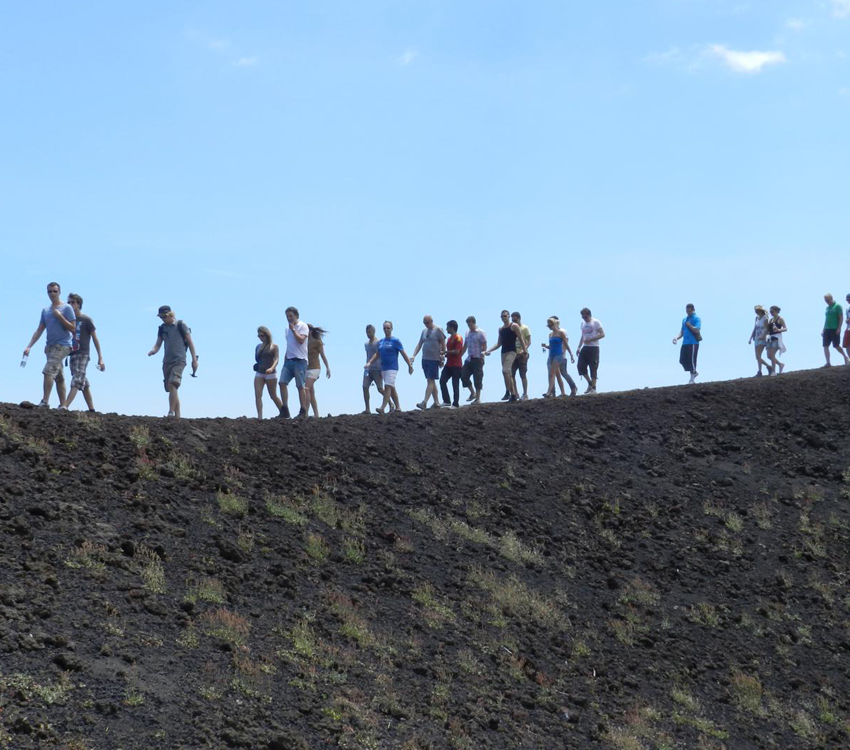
[257,326,273,349]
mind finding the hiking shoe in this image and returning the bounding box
[509,395,518,403]
[755,372,763,377]
[36,400,49,409]
[416,401,426,410]
[279,405,290,419]
[500,392,511,401]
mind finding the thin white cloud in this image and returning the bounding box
[785,18,808,31]
[832,0,850,19]
[644,47,682,65]
[710,45,786,73]
[208,38,231,52]
[234,56,258,67]
[398,48,418,66]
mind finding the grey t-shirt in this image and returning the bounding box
[73,314,95,356]
[365,340,381,370]
[41,304,76,348]
[160,321,190,364]
[418,327,446,361]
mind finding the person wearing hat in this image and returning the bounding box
[147,305,198,418]
[748,305,772,377]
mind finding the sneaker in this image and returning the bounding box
[57,405,68,411]
[452,403,459,409]
[692,371,699,379]
[36,400,49,409]
[500,392,511,402]
[471,397,480,404]
[416,401,426,410]
[755,372,763,377]
[778,363,785,374]
[429,403,443,409]
[586,388,597,395]
[295,410,307,420]
[279,405,290,419]
[509,395,518,403]
[520,394,528,402]
[542,392,551,398]
[87,409,97,413]
[167,411,176,417]
[466,393,477,402]
[569,388,577,397]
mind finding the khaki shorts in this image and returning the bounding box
[163,361,186,391]
[501,351,517,374]
[43,345,70,380]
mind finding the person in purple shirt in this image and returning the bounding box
[22,281,76,408]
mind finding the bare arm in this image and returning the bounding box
[184,331,199,367]
[91,330,105,369]
[400,349,414,373]
[594,326,606,343]
[148,334,164,356]
[290,324,307,344]
[319,341,331,377]
[24,322,47,355]
[53,308,76,333]
[267,343,280,374]
[485,330,502,355]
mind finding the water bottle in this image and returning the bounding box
[20,353,28,368]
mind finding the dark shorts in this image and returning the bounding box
[363,368,383,389]
[422,359,439,380]
[577,347,599,379]
[679,343,699,373]
[844,329,850,351]
[823,329,840,348]
[462,358,484,390]
[511,352,529,377]
[163,361,186,391]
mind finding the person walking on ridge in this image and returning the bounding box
[461,316,487,404]
[509,311,531,401]
[542,317,570,397]
[362,324,385,414]
[366,321,413,414]
[749,305,772,376]
[672,303,701,384]
[576,307,605,394]
[439,320,463,408]
[148,305,198,418]
[823,293,849,367]
[410,315,446,410]
[485,310,524,403]
[279,306,310,419]
[550,315,578,396]
[305,325,331,418]
[766,306,787,375]
[253,326,284,419]
[844,293,850,355]
[23,282,76,408]
[60,293,105,411]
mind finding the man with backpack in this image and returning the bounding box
[148,305,198,418]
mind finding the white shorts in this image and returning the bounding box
[306,368,320,381]
[382,369,398,387]
[254,371,277,381]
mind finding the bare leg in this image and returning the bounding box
[391,386,401,410]
[42,373,55,404]
[554,367,565,396]
[55,376,67,405]
[168,384,181,418]
[266,379,283,412]
[835,343,850,365]
[279,383,289,409]
[546,363,555,395]
[378,385,392,413]
[254,377,265,418]
[363,385,371,413]
[756,344,770,373]
[306,378,319,417]
[824,346,831,365]
[64,386,79,408]
[82,387,95,411]
[297,385,309,415]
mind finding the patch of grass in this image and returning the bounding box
[129,425,151,450]
[688,602,722,628]
[123,689,145,706]
[671,686,700,713]
[201,608,251,647]
[305,532,329,562]
[176,627,200,649]
[750,501,773,529]
[789,708,817,740]
[0,671,74,705]
[136,455,157,481]
[265,493,309,525]
[236,529,255,554]
[725,511,744,532]
[342,536,366,564]
[328,592,377,648]
[571,639,591,658]
[172,452,198,482]
[730,671,763,714]
[136,544,166,594]
[469,567,559,628]
[217,491,247,516]
[412,583,456,629]
[499,530,545,566]
[617,578,661,608]
[65,540,107,574]
[186,577,225,604]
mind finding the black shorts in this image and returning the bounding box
[823,329,840,348]
[577,347,599,379]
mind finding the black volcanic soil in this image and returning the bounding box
[1,369,849,750]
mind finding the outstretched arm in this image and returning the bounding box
[24,322,46,356]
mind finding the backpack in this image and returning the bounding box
[159,320,190,349]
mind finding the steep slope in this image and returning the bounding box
[0,369,849,750]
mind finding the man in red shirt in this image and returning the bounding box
[439,320,464,408]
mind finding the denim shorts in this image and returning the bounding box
[548,355,564,367]
[422,359,439,380]
[281,358,307,388]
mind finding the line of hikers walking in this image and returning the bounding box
[19,283,850,419]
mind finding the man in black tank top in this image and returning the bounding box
[484,310,523,403]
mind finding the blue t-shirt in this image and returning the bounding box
[41,304,76,348]
[378,337,404,371]
[681,314,701,346]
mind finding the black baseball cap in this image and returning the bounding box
[157,305,173,317]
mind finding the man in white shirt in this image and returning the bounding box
[577,307,605,395]
[279,306,310,419]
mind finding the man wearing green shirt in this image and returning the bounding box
[823,293,849,367]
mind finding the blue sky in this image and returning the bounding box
[1,1,848,417]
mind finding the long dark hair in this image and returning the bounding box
[308,324,328,340]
